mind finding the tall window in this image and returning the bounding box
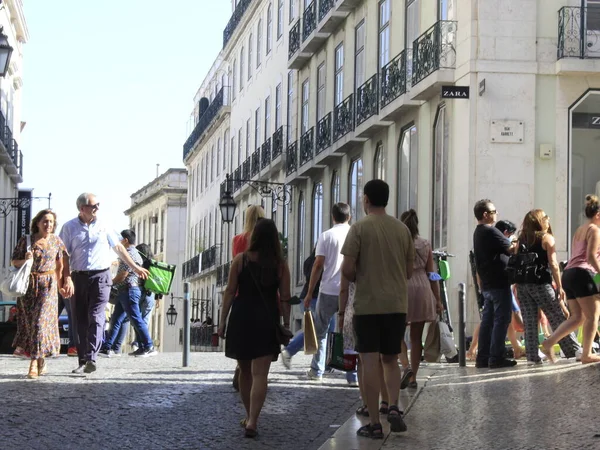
[433,105,449,249]
[406,0,420,84]
[334,43,344,106]
[296,192,305,283]
[237,129,243,165]
[230,132,235,171]
[240,47,245,91]
[379,0,391,69]
[374,142,385,180]
[312,182,323,245]
[287,72,295,143]
[301,79,309,134]
[232,59,237,100]
[355,21,366,89]
[398,124,418,215]
[246,118,251,159]
[349,158,364,222]
[277,0,284,39]
[289,0,296,23]
[439,0,454,20]
[255,107,261,150]
[275,83,282,129]
[217,138,222,176]
[267,4,273,54]
[317,63,326,120]
[204,153,209,188]
[265,96,271,139]
[211,145,215,182]
[224,129,230,171]
[283,197,289,239]
[257,20,263,68]
[248,34,253,80]
[331,170,340,204]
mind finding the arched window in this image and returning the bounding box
[223,129,230,172]
[248,34,253,80]
[373,141,385,180]
[277,0,284,39]
[267,4,273,54]
[433,104,449,249]
[257,19,263,68]
[312,182,323,245]
[349,158,364,222]
[232,59,237,100]
[296,192,305,283]
[398,124,418,215]
[217,138,222,176]
[239,47,245,91]
[330,170,340,226]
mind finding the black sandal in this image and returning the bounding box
[355,405,369,417]
[379,401,389,414]
[356,423,384,439]
[244,428,258,438]
[387,405,407,433]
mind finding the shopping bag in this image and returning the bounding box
[326,332,358,371]
[439,320,458,359]
[0,235,32,297]
[303,309,318,355]
[144,260,176,295]
[424,320,441,362]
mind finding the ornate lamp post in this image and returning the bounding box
[166,293,178,326]
[0,27,13,77]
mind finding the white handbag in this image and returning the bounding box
[0,235,32,297]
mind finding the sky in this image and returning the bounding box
[20,0,232,232]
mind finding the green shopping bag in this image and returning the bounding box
[326,332,358,372]
[144,260,176,295]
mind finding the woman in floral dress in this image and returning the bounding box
[11,209,67,378]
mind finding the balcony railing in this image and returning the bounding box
[289,20,301,59]
[217,261,232,287]
[356,74,379,126]
[412,20,457,86]
[302,2,317,42]
[242,158,250,180]
[261,138,271,169]
[183,87,227,160]
[333,94,355,142]
[201,245,218,271]
[318,0,334,22]
[272,126,284,159]
[286,141,298,176]
[251,150,260,176]
[558,6,600,59]
[381,50,407,107]
[182,254,200,279]
[223,0,253,48]
[316,113,331,155]
[233,167,242,191]
[299,127,314,166]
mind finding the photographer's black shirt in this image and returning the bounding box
[473,224,511,290]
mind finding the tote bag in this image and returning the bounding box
[303,309,318,355]
[326,332,358,371]
[144,260,176,295]
[0,235,32,297]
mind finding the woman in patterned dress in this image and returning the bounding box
[11,209,67,378]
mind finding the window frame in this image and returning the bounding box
[312,182,324,246]
[239,46,245,92]
[348,158,364,222]
[355,21,366,90]
[275,83,282,129]
[432,104,449,250]
[334,43,344,106]
[301,79,310,134]
[277,0,284,39]
[257,19,263,68]
[317,62,326,121]
[378,0,391,69]
[296,191,305,284]
[248,34,253,80]
[267,4,273,54]
[373,141,385,180]
[397,123,419,216]
[255,106,261,150]
[265,96,271,139]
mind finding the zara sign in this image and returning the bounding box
[441,86,470,99]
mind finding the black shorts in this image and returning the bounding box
[562,268,599,300]
[353,313,407,355]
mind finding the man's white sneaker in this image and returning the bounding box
[306,369,322,382]
[281,349,292,369]
[348,380,359,387]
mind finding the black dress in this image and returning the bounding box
[225,254,281,361]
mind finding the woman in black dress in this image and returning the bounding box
[218,219,291,438]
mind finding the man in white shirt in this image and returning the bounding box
[303,203,352,382]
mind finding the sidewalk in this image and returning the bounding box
[320,360,600,450]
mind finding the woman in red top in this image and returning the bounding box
[232,205,265,257]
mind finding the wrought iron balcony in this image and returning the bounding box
[216,264,223,287]
[242,158,251,181]
[261,138,271,169]
[316,113,331,155]
[381,50,407,108]
[333,94,355,143]
[412,21,457,87]
[558,6,600,59]
[183,87,227,160]
[182,254,200,279]
[286,141,298,176]
[356,74,379,126]
[302,2,317,42]
[233,167,242,191]
[224,261,231,283]
[251,150,260,176]
[0,111,23,179]
[289,20,301,59]
[318,0,334,22]
[299,128,314,166]
[272,126,284,159]
[201,245,218,271]
[223,0,253,48]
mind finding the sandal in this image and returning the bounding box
[244,428,258,438]
[27,360,38,379]
[38,358,47,376]
[240,418,247,428]
[355,405,369,417]
[400,367,413,390]
[356,423,384,439]
[379,401,389,414]
[387,405,407,433]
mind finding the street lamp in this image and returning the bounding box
[219,190,236,224]
[166,294,178,326]
[0,27,13,77]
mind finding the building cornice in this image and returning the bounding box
[124,188,187,216]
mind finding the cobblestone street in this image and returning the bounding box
[0,353,360,450]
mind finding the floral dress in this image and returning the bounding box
[12,234,66,358]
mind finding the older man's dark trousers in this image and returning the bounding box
[72,269,112,364]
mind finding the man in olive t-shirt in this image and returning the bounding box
[341,180,414,438]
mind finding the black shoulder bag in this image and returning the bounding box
[505,244,542,284]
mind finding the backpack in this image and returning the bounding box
[505,244,542,284]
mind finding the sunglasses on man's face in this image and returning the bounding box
[486,209,497,215]
[84,203,100,211]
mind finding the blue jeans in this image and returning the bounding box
[285,298,318,356]
[477,287,513,365]
[114,292,155,349]
[103,293,129,352]
[120,286,153,349]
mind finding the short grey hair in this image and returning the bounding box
[76,193,95,210]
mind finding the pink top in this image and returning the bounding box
[566,236,600,273]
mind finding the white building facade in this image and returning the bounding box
[0,0,27,288]
[184,0,600,332]
[125,169,187,352]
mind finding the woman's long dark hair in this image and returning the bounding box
[136,243,153,269]
[247,219,284,285]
